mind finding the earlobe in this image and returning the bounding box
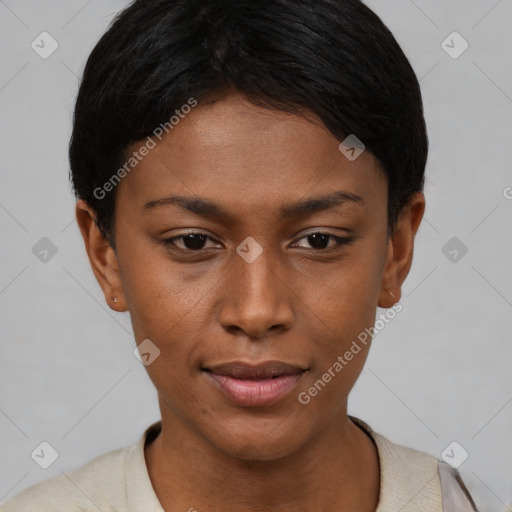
[75,199,127,311]
[378,288,399,308]
[378,192,425,308]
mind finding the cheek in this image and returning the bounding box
[118,244,205,335]
[117,245,224,391]
[297,271,377,409]
[297,349,369,418]
[300,249,384,336]
[294,243,385,400]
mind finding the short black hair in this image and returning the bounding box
[69,0,428,246]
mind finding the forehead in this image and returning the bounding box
[116,92,386,217]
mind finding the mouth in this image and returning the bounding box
[202,361,309,407]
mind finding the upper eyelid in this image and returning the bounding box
[165,229,349,240]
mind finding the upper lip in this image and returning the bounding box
[203,361,307,379]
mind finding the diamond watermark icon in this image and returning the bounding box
[338,134,365,161]
[31,441,59,469]
[441,441,469,469]
[441,31,469,60]
[134,338,161,366]
[236,236,263,263]
[32,237,58,263]
[442,236,468,263]
[31,32,59,59]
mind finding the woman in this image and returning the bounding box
[1,0,479,510]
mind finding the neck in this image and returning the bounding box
[144,406,380,512]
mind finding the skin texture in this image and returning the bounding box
[76,92,425,512]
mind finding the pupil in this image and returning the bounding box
[184,234,207,250]
[308,233,330,249]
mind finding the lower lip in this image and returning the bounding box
[203,371,304,407]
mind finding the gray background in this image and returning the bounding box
[0,1,511,510]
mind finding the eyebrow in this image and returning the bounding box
[142,190,364,221]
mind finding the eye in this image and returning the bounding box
[162,231,354,253]
[162,233,221,251]
[292,232,353,250]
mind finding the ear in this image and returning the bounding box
[378,191,425,308]
[75,199,127,311]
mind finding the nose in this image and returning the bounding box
[218,249,294,339]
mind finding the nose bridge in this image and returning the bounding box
[218,240,294,336]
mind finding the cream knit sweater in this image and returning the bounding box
[0,416,478,511]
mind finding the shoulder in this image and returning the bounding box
[350,416,479,512]
[0,443,133,512]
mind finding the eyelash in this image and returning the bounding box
[162,232,354,252]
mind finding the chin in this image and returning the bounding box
[202,413,309,462]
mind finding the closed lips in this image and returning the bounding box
[202,361,308,380]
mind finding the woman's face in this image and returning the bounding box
[80,92,422,460]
